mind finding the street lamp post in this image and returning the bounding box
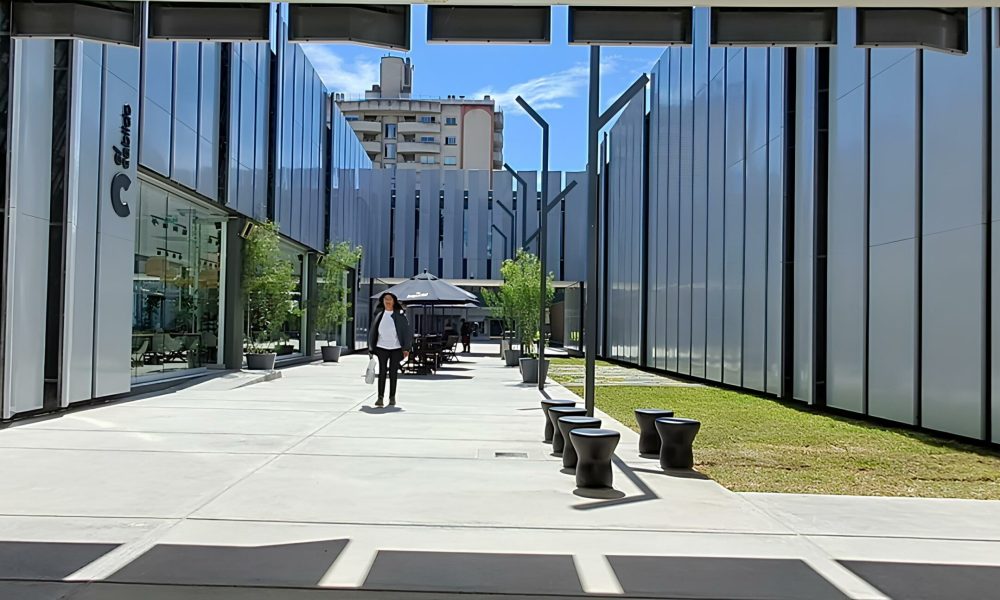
[584,46,649,417]
[515,95,550,392]
[494,199,516,258]
[503,162,529,250]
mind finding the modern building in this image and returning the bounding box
[335,56,504,172]
[597,7,1000,448]
[0,6,371,420]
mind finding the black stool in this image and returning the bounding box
[654,417,701,469]
[634,409,675,454]
[540,399,576,443]
[548,407,588,454]
[557,416,601,469]
[569,428,620,488]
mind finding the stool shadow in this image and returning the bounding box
[559,467,575,475]
[639,452,660,460]
[572,455,659,511]
[626,465,711,480]
[573,488,627,500]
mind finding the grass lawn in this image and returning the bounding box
[549,360,1000,499]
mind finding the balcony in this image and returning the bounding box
[398,141,440,154]
[362,140,382,154]
[493,151,503,164]
[494,112,504,131]
[493,132,503,148]
[398,121,441,134]
[349,120,381,134]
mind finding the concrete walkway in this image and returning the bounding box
[1,345,999,599]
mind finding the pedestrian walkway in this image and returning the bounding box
[1,344,999,599]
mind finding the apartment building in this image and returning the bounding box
[335,57,504,172]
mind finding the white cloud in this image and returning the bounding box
[476,64,589,116]
[301,46,379,97]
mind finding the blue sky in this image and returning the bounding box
[302,6,663,173]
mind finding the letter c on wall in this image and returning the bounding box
[111,172,132,218]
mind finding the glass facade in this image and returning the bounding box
[132,178,225,379]
[276,241,308,358]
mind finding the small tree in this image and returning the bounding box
[242,221,298,354]
[316,241,363,346]
[492,250,554,358]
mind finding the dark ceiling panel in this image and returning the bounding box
[427,6,550,44]
[288,4,410,51]
[10,1,140,47]
[711,8,838,47]
[857,8,968,54]
[569,7,692,46]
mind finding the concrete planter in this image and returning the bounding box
[519,357,549,383]
[246,353,277,371]
[504,348,522,367]
[321,345,342,362]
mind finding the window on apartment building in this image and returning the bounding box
[385,144,397,159]
[420,156,437,164]
[345,116,359,121]
[385,124,397,138]
[445,136,457,146]
[444,157,458,166]
[445,117,458,126]
[420,136,436,143]
[419,116,435,124]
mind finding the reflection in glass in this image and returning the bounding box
[132,179,224,379]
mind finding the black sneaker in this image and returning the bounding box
[388,398,396,406]
[375,398,384,407]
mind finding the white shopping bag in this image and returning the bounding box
[364,356,378,384]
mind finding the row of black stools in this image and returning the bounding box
[634,409,701,469]
[541,399,619,489]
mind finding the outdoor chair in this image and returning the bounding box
[131,339,149,368]
[634,409,675,455]
[654,417,701,469]
[540,399,577,443]
[442,335,460,362]
[557,416,602,469]
[547,407,588,454]
[569,428,620,489]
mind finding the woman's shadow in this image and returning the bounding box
[359,405,404,414]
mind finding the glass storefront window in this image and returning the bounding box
[132,178,225,379]
[277,241,307,358]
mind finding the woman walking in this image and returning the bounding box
[368,292,412,407]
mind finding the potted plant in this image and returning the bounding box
[316,241,363,362]
[242,221,297,371]
[483,286,519,366]
[489,250,554,380]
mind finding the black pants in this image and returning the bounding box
[375,347,403,400]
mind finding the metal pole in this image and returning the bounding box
[585,46,600,418]
[504,163,528,250]
[516,96,550,392]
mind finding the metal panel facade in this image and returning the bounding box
[691,15,710,380]
[94,45,141,398]
[395,170,417,278]
[468,171,490,280]
[742,48,769,393]
[419,170,442,273]
[723,49,746,386]
[563,172,588,283]
[3,40,55,417]
[678,46,694,375]
[793,49,817,405]
[443,170,464,278]
[705,47,726,383]
[920,9,989,439]
[825,21,867,414]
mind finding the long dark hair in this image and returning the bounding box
[379,292,403,313]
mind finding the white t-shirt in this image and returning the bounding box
[377,311,402,350]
